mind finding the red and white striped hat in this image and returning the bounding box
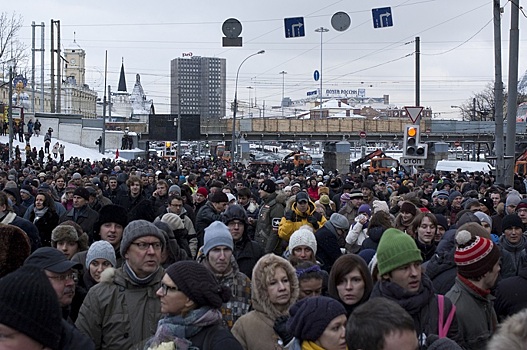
[454,230,501,279]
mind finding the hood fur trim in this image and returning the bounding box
[251,253,299,319]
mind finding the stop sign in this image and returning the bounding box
[359,131,366,139]
[454,141,461,147]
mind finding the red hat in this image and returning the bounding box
[454,230,500,279]
[197,187,209,197]
[226,171,233,178]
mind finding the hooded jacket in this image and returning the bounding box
[255,191,287,254]
[278,200,326,242]
[314,222,343,272]
[232,254,299,350]
[75,266,164,350]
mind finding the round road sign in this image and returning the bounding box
[359,131,366,139]
[314,70,320,81]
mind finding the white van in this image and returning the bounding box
[435,160,494,174]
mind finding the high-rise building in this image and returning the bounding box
[170,56,226,121]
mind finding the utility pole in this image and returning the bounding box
[505,0,520,186]
[50,20,55,113]
[8,61,14,163]
[56,20,61,113]
[415,37,420,109]
[177,85,182,171]
[493,0,505,184]
[315,27,329,120]
[31,22,46,113]
[101,51,107,155]
[279,71,287,117]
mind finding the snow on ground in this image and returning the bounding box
[0,134,128,162]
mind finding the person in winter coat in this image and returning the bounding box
[0,191,41,251]
[197,221,251,329]
[328,254,373,316]
[394,201,418,237]
[498,214,527,278]
[279,192,326,243]
[80,241,117,292]
[52,141,60,158]
[446,230,502,350]
[286,296,347,350]
[295,261,325,300]
[494,258,527,321]
[76,220,166,350]
[411,212,438,262]
[0,265,95,350]
[59,187,99,242]
[114,176,148,222]
[145,261,243,350]
[232,254,299,350]
[195,191,228,247]
[223,204,264,278]
[372,228,463,348]
[345,204,371,253]
[254,179,287,254]
[29,191,60,246]
[315,213,350,272]
[51,223,89,260]
[360,210,393,251]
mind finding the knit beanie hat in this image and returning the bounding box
[358,204,372,216]
[454,230,501,279]
[287,296,346,342]
[289,227,317,255]
[436,190,450,200]
[203,221,234,256]
[96,204,128,234]
[260,179,276,193]
[86,241,117,269]
[0,265,62,350]
[161,213,185,231]
[474,212,492,227]
[168,184,181,195]
[505,191,522,207]
[376,228,423,276]
[400,202,417,216]
[516,198,527,212]
[197,187,209,197]
[340,192,351,205]
[434,214,449,231]
[448,191,462,203]
[463,198,480,210]
[329,213,350,230]
[209,191,228,203]
[501,214,524,232]
[373,200,389,214]
[166,261,230,308]
[120,219,166,256]
[319,194,330,205]
[457,222,491,240]
[349,190,363,199]
[0,225,31,278]
[73,187,90,201]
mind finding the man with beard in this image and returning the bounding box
[24,247,82,322]
[372,228,462,348]
[198,221,251,329]
[446,230,501,349]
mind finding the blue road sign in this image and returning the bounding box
[284,17,305,38]
[314,70,320,81]
[372,7,393,29]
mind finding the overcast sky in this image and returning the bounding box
[5,0,527,119]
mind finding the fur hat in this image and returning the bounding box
[161,213,185,231]
[287,296,346,342]
[0,265,62,349]
[166,261,230,308]
[260,179,276,193]
[73,187,90,201]
[86,241,117,269]
[95,204,128,236]
[454,231,500,279]
[376,228,423,276]
[0,224,31,278]
[51,224,89,252]
[120,220,166,256]
[318,186,329,196]
[203,221,234,256]
[289,227,317,255]
[373,200,389,214]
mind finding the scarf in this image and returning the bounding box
[372,274,435,316]
[457,274,490,297]
[123,261,159,285]
[145,307,222,350]
[302,340,325,350]
[33,207,48,223]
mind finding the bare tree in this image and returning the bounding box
[459,82,527,121]
[0,12,26,68]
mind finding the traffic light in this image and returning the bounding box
[403,125,428,158]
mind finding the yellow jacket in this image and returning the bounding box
[278,201,327,241]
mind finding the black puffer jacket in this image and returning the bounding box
[361,226,384,251]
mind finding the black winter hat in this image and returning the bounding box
[209,191,229,203]
[166,261,230,309]
[96,204,128,234]
[501,214,524,232]
[0,265,62,349]
[260,179,276,193]
[287,296,346,342]
[73,186,90,200]
[222,204,248,225]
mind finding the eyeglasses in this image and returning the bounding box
[160,282,178,296]
[228,220,244,228]
[47,272,77,282]
[131,242,162,251]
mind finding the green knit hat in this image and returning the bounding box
[377,228,423,276]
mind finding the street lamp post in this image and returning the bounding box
[232,50,265,161]
[7,60,15,164]
[315,27,329,120]
[279,71,287,117]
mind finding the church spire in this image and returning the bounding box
[117,58,127,92]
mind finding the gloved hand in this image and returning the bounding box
[307,215,319,229]
[273,316,294,346]
[285,211,296,221]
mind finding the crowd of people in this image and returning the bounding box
[1,155,527,349]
